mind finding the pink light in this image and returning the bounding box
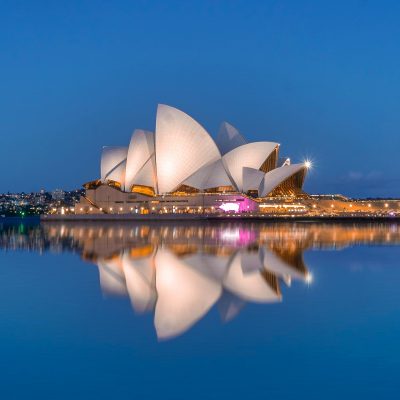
[219,202,240,213]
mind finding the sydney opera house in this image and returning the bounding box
[75,104,310,216]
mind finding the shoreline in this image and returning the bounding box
[2,214,400,224]
[39,214,400,223]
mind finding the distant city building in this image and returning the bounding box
[0,188,83,217]
[52,189,65,201]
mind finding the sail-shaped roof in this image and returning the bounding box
[259,163,306,197]
[223,252,281,303]
[100,146,128,185]
[222,142,278,191]
[155,104,221,194]
[183,159,232,190]
[125,129,154,191]
[242,167,265,192]
[131,156,156,188]
[216,121,247,155]
[154,249,222,339]
[122,253,157,313]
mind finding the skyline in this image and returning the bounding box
[2,1,400,197]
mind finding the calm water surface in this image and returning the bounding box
[1,220,400,399]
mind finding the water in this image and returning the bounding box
[1,219,400,399]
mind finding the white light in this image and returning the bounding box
[304,160,312,169]
[220,228,240,242]
[219,202,240,213]
[305,273,313,284]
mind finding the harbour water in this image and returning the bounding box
[1,219,400,398]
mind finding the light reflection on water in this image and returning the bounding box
[1,220,400,340]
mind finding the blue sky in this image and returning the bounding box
[1,0,400,197]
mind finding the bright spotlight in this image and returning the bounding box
[304,160,312,169]
[305,273,313,284]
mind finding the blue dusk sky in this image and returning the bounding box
[1,0,400,197]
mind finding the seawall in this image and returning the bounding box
[40,214,400,222]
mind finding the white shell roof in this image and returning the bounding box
[216,121,247,155]
[155,104,221,194]
[125,129,154,191]
[97,258,127,296]
[239,250,264,274]
[100,146,128,183]
[107,160,126,186]
[122,253,157,313]
[184,159,232,190]
[223,252,281,303]
[259,163,306,197]
[131,156,156,188]
[154,249,222,340]
[242,167,265,192]
[222,142,279,191]
[182,253,231,282]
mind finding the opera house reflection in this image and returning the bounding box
[2,221,400,339]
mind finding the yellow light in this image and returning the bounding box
[119,207,123,211]
[368,203,371,207]
[312,204,316,208]
[331,204,334,208]
[109,207,113,211]
[385,203,389,208]
[349,204,352,208]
